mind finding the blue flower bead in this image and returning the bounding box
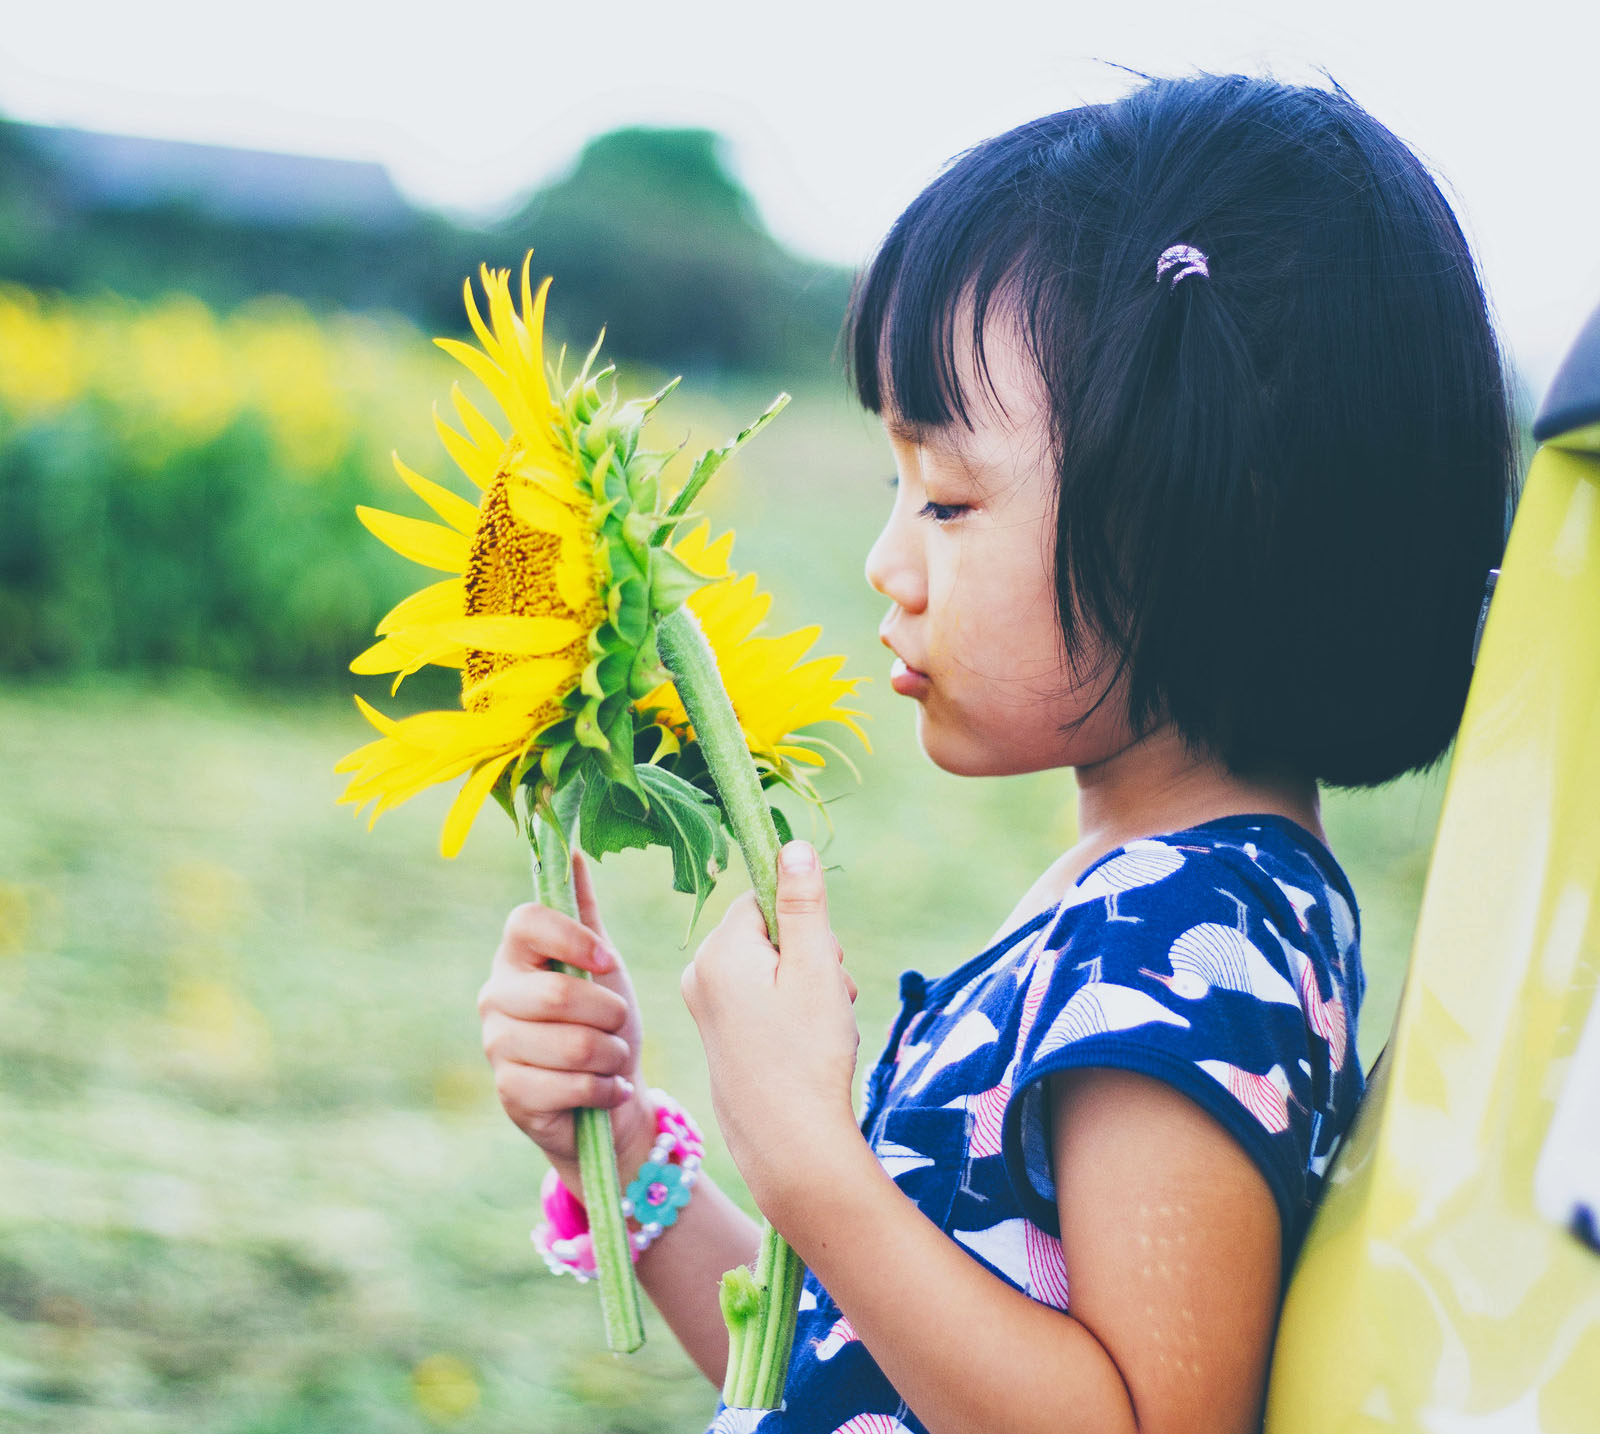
[624,1160,692,1228]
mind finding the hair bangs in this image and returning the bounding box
[844,150,1045,434]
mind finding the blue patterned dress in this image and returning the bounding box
[706,814,1364,1434]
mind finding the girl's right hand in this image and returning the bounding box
[477,851,654,1196]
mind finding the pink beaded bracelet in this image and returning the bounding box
[532,1088,705,1281]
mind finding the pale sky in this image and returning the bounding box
[3,0,1595,395]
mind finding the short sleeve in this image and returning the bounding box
[999,835,1351,1255]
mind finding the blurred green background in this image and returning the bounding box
[0,113,1464,1433]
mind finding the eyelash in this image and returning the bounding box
[885,474,968,524]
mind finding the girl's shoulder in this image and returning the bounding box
[1041,813,1362,997]
[995,814,1367,1255]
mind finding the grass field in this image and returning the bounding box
[0,376,1451,1432]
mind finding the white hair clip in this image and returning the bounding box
[1156,244,1211,287]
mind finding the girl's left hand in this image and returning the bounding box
[681,840,862,1215]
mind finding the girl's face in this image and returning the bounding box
[866,316,1134,777]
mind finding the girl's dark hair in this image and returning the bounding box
[844,71,1519,788]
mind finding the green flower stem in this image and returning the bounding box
[533,813,646,1356]
[657,605,802,1412]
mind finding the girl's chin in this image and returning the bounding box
[913,709,1077,779]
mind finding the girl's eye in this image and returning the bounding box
[918,500,968,524]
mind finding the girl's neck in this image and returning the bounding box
[1068,724,1326,875]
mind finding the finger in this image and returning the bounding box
[696,892,777,989]
[844,970,858,1003]
[483,1013,632,1078]
[498,901,616,976]
[494,1062,635,1124]
[569,855,647,1011]
[772,841,835,977]
[479,968,630,1033]
[572,852,614,947]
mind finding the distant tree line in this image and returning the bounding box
[0,120,857,378]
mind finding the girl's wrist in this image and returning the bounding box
[535,1089,706,1278]
[741,1103,866,1227]
[550,1089,653,1202]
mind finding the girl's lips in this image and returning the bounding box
[889,656,932,698]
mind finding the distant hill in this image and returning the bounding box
[0,118,855,377]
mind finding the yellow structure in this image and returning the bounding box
[1265,308,1600,1431]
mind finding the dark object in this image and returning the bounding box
[1533,300,1600,445]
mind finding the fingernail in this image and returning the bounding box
[780,841,817,874]
[618,1077,634,1097]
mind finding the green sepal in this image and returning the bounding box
[597,702,646,800]
[610,573,649,645]
[601,445,629,506]
[637,720,681,765]
[595,621,634,658]
[530,773,584,887]
[628,633,669,700]
[604,529,646,586]
[649,544,711,615]
[580,646,633,703]
[538,735,576,789]
[621,509,654,571]
[573,698,610,752]
[625,459,661,514]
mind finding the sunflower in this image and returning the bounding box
[335,255,867,858]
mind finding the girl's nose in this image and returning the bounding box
[864,514,926,613]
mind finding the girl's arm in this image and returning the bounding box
[763,1068,1280,1434]
[478,856,759,1387]
[684,844,1281,1434]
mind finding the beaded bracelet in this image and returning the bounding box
[532,1088,705,1281]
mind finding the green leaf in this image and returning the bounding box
[578,773,656,860]
[769,806,793,847]
[655,392,791,538]
[632,763,730,931]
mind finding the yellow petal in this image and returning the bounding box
[461,276,502,367]
[434,337,523,429]
[440,750,518,859]
[451,382,503,451]
[506,478,583,537]
[375,578,464,635]
[433,407,499,490]
[357,506,469,573]
[774,743,826,767]
[460,657,569,710]
[392,454,480,533]
[555,532,597,612]
[436,615,583,655]
[673,520,735,578]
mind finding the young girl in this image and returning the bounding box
[477,71,1515,1433]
